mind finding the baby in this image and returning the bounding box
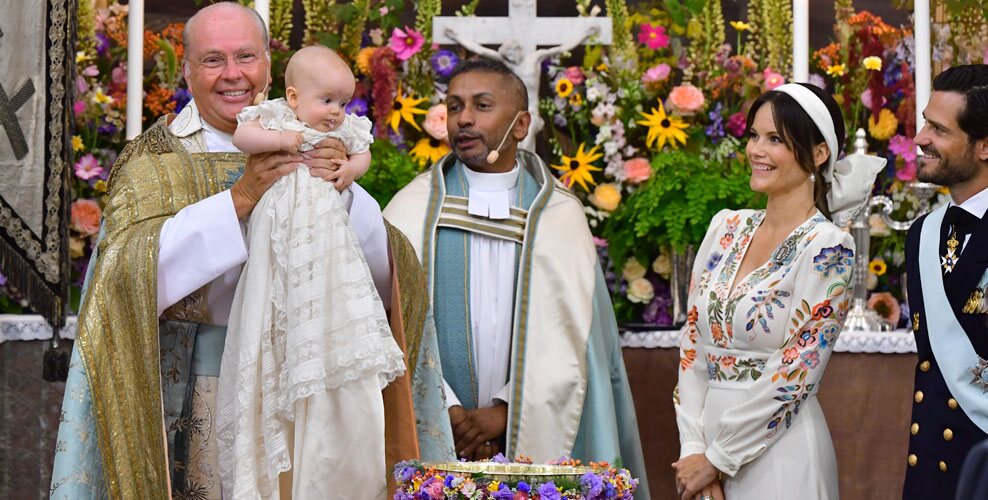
[233,44,372,191]
[218,45,404,500]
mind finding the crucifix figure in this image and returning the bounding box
[0,26,35,161]
[434,0,612,151]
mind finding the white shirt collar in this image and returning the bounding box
[462,162,520,220]
[168,99,240,153]
[952,185,988,219]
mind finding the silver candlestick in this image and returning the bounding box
[843,129,939,331]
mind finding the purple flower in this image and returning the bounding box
[0,272,7,287]
[95,32,110,56]
[492,484,514,500]
[517,481,531,493]
[346,97,369,116]
[98,122,117,135]
[537,482,561,500]
[807,73,827,90]
[705,252,723,272]
[172,88,192,114]
[491,453,509,464]
[430,49,459,78]
[394,464,417,482]
[706,102,725,142]
[580,472,604,497]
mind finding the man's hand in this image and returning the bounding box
[451,403,508,460]
[302,136,348,181]
[672,453,720,500]
[231,151,301,219]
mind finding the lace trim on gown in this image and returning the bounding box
[236,98,373,153]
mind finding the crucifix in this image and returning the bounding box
[433,0,612,151]
[0,26,35,161]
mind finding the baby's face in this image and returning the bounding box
[293,72,355,132]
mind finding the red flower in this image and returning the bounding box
[811,299,833,320]
[638,23,669,50]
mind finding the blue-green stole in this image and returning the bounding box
[432,160,540,409]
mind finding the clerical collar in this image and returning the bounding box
[950,184,988,219]
[462,162,520,220]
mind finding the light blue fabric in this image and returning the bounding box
[433,161,538,409]
[410,311,457,461]
[190,324,227,376]
[571,264,652,499]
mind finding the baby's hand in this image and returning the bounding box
[327,158,359,191]
[279,130,305,153]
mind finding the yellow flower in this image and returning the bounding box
[488,481,500,493]
[868,258,887,276]
[93,88,114,105]
[555,78,574,98]
[637,100,688,150]
[590,183,622,211]
[356,47,377,75]
[569,92,583,107]
[868,109,898,141]
[409,137,450,167]
[550,143,603,192]
[72,135,85,152]
[863,56,882,71]
[93,180,108,193]
[826,64,847,77]
[596,62,608,72]
[388,87,428,132]
[730,21,751,31]
[75,51,91,63]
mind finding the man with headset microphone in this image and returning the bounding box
[384,58,650,498]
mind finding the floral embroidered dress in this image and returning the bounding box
[675,209,855,499]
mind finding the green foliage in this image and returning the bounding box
[685,0,725,80]
[359,141,422,208]
[663,0,706,29]
[603,151,762,268]
[456,0,480,16]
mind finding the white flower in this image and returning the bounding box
[866,271,878,290]
[622,258,647,281]
[652,254,672,278]
[603,140,620,157]
[627,277,655,303]
[869,214,890,237]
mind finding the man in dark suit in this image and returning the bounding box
[903,64,988,500]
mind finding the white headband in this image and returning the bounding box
[773,83,886,226]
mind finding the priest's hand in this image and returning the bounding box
[302,137,348,181]
[672,453,720,500]
[452,403,508,460]
[232,151,302,219]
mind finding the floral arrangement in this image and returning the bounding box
[393,455,638,500]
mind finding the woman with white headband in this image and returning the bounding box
[672,83,885,500]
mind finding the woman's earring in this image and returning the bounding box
[809,173,816,183]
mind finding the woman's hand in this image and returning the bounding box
[672,453,720,500]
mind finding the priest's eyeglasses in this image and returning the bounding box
[189,50,268,73]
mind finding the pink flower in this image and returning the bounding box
[423,104,448,141]
[423,479,444,499]
[111,65,127,86]
[564,66,585,85]
[860,88,887,109]
[726,111,747,137]
[82,65,99,77]
[638,23,669,50]
[73,100,86,115]
[896,161,917,182]
[888,134,917,162]
[76,75,89,94]
[389,26,424,61]
[642,64,671,84]
[74,153,104,180]
[763,69,785,90]
[868,291,902,325]
[379,6,389,15]
[71,199,102,237]
[623,157,652,184]
[667,84,705,114]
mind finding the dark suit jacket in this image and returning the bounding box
[956,438,988,500]
[902,212,988,500]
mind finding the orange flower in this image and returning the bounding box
[680,348,697,371]
[687,305,699,325]
[782,347,799,364]
[721,356,737,368]
[143,31,161,60]
[71,199,102,236]
[711,323,724,343]
[161,23,185,59]
[145,85,175,118]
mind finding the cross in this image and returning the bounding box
[0,26,35,161]
[434,0,612,151]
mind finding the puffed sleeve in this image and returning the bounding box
[339,114,374,154]
[704,226,855,476]
[674,208,732,458]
